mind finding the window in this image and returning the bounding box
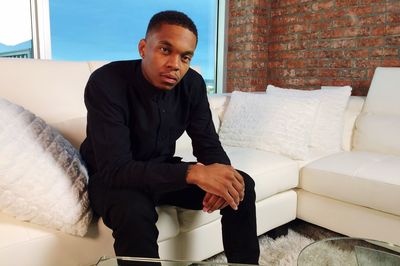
[0,0,227,93]
[48,0,221,93]
[0,0,33,58]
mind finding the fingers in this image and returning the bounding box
[203,193,229,213]
[232,177,245,202]
[221,189,238,210]
[202,192,213,209]
[189,163,246,211]
[233,168,245,187]
[232,169,245,201]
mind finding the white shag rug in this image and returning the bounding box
[207,229,356,266]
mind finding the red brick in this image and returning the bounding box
[287,60,306,68]
[330,39,358,49]
[319,50,344,59]
[304,78,321,86]
[358,38,384,48]
[386,25,400,35]
[386,36,400,46]
[336,0,358,7]
[309,21,331,32]
[321,27,370,39]
[269,43,288,52]
[311,0,334,11]
[268,61,286,68]
[387,13,400,24]
[353,59,383,68]
[361,0,385,4]
[328,79,355,87]
[342,49,369,58]
[306,59,321,68]
[287,41,307,50]
[320,68,341,78]
[286,78,305,86]
[340,69,368,79]
[371,48,399,57]
[271,15,298,26]
[320,59,352,68]
[382,60,400,67]
[303,51,321,58]
[370,26,386,36]
[359,15,386,26]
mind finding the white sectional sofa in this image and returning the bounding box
[0,58,398,266]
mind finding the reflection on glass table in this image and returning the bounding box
[297,237,400,266]
[96,256,259,266]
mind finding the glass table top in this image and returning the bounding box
[297,237,400,266]
[96,256,258,266]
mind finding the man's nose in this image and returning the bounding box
[167,55,180,70]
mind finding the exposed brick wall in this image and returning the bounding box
[227,0,400,95]
[227,0,270,92]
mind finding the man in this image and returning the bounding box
[80,10,260,264]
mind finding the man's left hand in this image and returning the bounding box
[202,192,229,213]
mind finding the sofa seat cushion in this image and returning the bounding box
[0,206,179,266]
[176,146,299,202]
[300,151,400,216]
[176,209,221,233]
[223,146,299,201]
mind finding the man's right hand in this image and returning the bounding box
[186,163,245,210]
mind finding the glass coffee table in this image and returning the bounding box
[96,256,258,266]
[297,237,400,265]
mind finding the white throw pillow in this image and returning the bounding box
[0,97,92,236]
[219,91,320,160]
[267,85,352,153]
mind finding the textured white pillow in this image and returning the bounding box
[0,97,92,236]
[267,85,352,152]
[219,91,320,160]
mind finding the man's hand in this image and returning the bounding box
[202,192,229,213]
[186,163,245,210]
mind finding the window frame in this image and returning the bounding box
[31,0,227,92]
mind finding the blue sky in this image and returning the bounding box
[50,0,217,80]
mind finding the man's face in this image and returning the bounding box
[138,24,197,90]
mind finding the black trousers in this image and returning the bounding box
[89,170,260,264]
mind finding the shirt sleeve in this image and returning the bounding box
[185,73,231,165]
[84,73,189,193]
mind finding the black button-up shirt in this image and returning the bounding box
[80,60,230,193]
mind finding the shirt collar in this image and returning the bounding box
[136,60,165,102]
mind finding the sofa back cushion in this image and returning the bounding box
[341,96,365,151]
[175,97,222,152]
[0,58,90,124]
[361,67,400,115]
[353,67,400,155]
[354,113,400,155]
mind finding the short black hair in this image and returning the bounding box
[146,10,198,42]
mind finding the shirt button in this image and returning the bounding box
[161,109,166,113]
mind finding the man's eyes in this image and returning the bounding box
[160,47,170,54]
[182,55,192,63]
[159,47,192,63]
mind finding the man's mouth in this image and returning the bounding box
[161,73,178,84]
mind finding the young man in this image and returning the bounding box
[80,10,260,264]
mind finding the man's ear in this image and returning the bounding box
[138,39,146,58]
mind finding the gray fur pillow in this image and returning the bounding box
[0,97,92,236]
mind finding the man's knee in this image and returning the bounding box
[104,190,158,230]
[237,170,256,197]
